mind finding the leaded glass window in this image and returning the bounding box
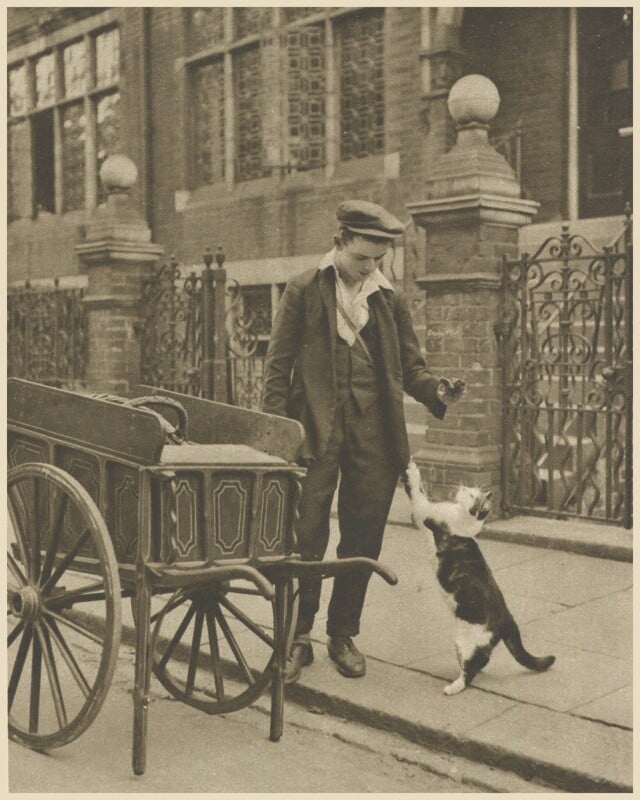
[188,8,225,53]
[61,103,86,211]
[287,26,325,170]
[9,64,29,117]
[96,92,121,204]
[184,8,386,187]
[234,8,273,40]
[235,47,266,181]
[338,10,385,161]
[8,20,120,218]
[35,52,56,107]
[96,28,120,88]
[193,60,225,186]
[63,41,86,98]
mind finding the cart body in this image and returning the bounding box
[7,379,397,775]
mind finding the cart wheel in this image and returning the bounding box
[151,578,295,714]
[7,463,122,749]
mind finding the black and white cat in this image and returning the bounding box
[402,461,555,695]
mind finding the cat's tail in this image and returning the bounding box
[502,618,555,672]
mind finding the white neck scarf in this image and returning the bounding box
[318,249,394,346]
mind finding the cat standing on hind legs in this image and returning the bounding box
[402,461,555,695]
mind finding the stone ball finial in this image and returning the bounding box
[447,74,500,127]
[99,154,138,192]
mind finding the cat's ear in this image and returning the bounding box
[485,490,493,500]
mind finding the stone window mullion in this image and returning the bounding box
[53,47,64,214]
[25,58,37,217]
[223,9,235,187]
[324,17,338,177]
[84,34,97,211]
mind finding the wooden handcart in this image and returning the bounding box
[7,379,397,774]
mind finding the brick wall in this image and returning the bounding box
[8,7,570,282]
[462,7,568,222]
[147,8,432,270]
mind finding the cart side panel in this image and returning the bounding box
[56,446,101,504]
[154,472,206,563]
[208,472,253,560]
[105,462,142,564]
[253,472,294,558]
[136,385,304,462]
[8,432,50,468]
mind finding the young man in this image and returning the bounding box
[262,200,463,682]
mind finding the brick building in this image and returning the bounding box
[8,7,632,282]
[7,7,632,523]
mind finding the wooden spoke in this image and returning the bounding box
[8,621,25,648]
[39,491,69,586]
[43,609,104,647]
[39,528,91,594]
[158,605,196,670]
[217,595,274,648]
[29,630,43,734]
[47,580,106,608]
[45,618,91,698]
[149,591,186,625]
[7,488,30,576]
[150,578,288,716]
[8,462,121,750]
[9,624,33,711]
[225,586,262,597]
[30,477,41,583]
[8,551,28,587]
[213,605,254,686]
[205,612,225,700]
[185,611,205,697]
[35,622,68,729]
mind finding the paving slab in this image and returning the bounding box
[573,684,633,729]
[523,588,632,660]
[494,549,632,607]
[468,702,633,791]
[289,652,518,739]
[462,637,631,713]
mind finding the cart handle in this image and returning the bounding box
[261,557,398,586]
[145,563,275,599]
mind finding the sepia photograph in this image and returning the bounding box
[6,3,633,793]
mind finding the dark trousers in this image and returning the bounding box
[294,395,399,638]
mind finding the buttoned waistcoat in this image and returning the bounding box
[261,267,446,467]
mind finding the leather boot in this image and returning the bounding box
[327,636,366,678]
[285,639,314,684]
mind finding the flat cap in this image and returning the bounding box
[336,199,405,239]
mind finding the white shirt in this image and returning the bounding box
[318,249,394,346]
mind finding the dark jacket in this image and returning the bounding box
[261,266,446,467]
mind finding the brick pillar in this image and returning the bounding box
[407,75,539,510]
[75,155,163,394]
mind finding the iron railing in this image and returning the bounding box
[7,279,87,389]
[499,208,632,527]
[139,248,268,410]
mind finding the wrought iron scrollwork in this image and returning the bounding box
[139,256,204,396]
[225,280,268,410]
[8,279,87,388]
[502,215,632,526]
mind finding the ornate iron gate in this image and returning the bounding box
[500,211,632,528]
[7,279,87,389]
[140,248,269,410]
